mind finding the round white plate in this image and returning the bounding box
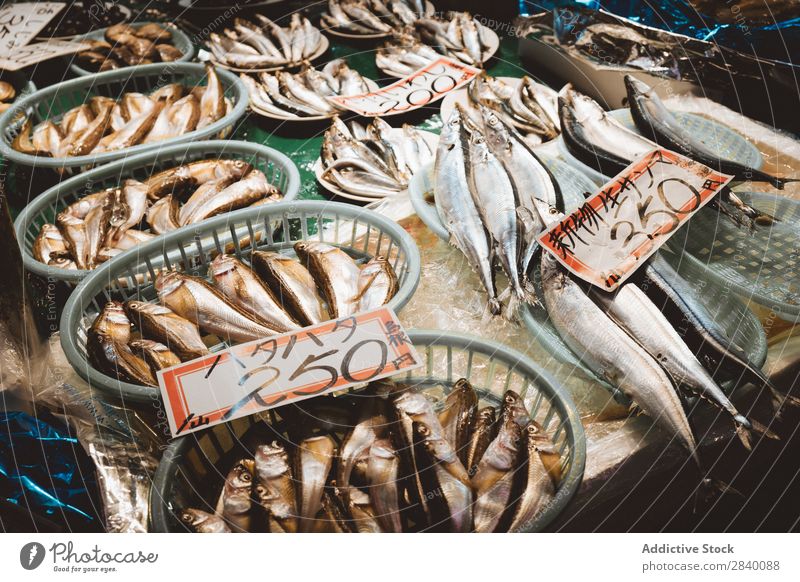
[377,24,500,79]
[249,78,380,122]
[314,128,439,202]
[209,35,329,74]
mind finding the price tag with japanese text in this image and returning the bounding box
[0,39,90,71]
[328,57,479,116]
[158,307,422,437]
[538,148,733,290]
[0,3,65,54]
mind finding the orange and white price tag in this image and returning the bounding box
[158,307,422,437]
[538,148,733,290]
[328,56,479,116]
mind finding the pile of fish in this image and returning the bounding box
[377,12,493,74]
[0,80,16,113]
[208,15,324,70]
[87,244,399,385]
[321,0,431,35]
[33,158,283,271]
[240,60,375,119]
[320,116,433,198]
[434,104,562,315]
[74,23,183,72]
[559,78,791,228]
[466,73,560,145]
[12,64,230,158]
[179,379,560,533]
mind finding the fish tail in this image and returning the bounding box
[746,417,780,441]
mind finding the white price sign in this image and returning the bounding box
[0,38,90,71]
[0,2,65,55]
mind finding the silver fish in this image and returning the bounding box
[294,435,335,533]
[366,438,402,532]
[216,459,255,533]
[254,441,298,533]
[179,508,231,533]
[124,300,210,361]
[294,241,361,319]
[353,256,399,312]
[251,251,327,327]
[505,423,556,532]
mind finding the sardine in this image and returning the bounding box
[437,378,478,460]
[209,254,300,333]
[435,106,500,314]
[294,435,335,533]
[254,442,298,533]
[179,508,231,533]
[124,300,209,361]
[214,459,254,533]
[251,251,327,327]
[541,251,698,463]
[295,242,361,319]
[465,406,497,474]
[156,271,277,343]
[412,421,473,532]
[366,438,402,532]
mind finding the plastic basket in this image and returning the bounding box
[15,140,300,288]
[69,22,196,77]
[60,200,421,403]
[148,329,586,533]
[0,62,248,170]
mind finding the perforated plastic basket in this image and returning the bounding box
[148,329,586,533]
[60,200,421,403]
[0,62,247,170]
[15,140,300,287]
[69,22,195,77]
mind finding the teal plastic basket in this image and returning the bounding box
[60,200,422,403]
[69,22,196,77]
[15,140,300,287]
[148,329,586,533]
[0,62,247,171]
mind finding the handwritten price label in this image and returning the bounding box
[0,2,65,55]
[538,148,733,290]
[328,57,479,117]
[158,307,422,437]
[0,39,90,71]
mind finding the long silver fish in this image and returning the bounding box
[156,271,277,343]
[251,251,327,326]
[541,251,698,463]
[254,441,298,533]
[434,106,500,314]
[366,438,402,532]
[294,435,335,533]
[294,241,361,319]
[215,459,254,533]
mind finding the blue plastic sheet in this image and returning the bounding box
[0,411,99,530]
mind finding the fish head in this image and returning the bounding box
[154,269,185,296]
[178,508,209,528]
[255,442,290,478]
[501,389,530,427]
[476,406,496,425]
[209,253,238,279]
[440,106,465,147]
[624,75,653,99]
[228,459,255,490]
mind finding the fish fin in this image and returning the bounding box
[747,417,779,441]
[627,402,645,416]
[734,423,752,451]
[696,477,744,510]
[350,272,378,303]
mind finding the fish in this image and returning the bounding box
[351,256,399,312]
[541,250,699,463]
[435,106,500,314]
[198,63,226,129]
[180,169,275,225]
[214,459,255,533]
[412,420,473,532]
[209,254,300,333]
[128,339,181,375]
[96,98,164,152]
[337,402,386,512]
[254,441,298,533]
[0,80,16,102]
[179,508,231,533]
[293,435,335,533]
[465,406,497,475]
[156,44,182,62]
[143,158,253,201]
[33,224,68,264]
[501,389,530,428]
[501,423,556,532]
[467,129,525,303]
[61,104,95,136]
[366,438,403,532]
[437,378,478,460]
[471,411,522,533]
[251,251,328,327]
[625,75,798,190]
[342,487,382,533]
[65,103,113,156]
[124,300,209,362]
[294,242,361,319]
[156,270,277,343]
[145,195,181,235]
[106,179,148,245]
[31,121,63,156]
[87,302,156,385]
[56,193,112,270]
[592,281,760,448]
[137,23,172,42]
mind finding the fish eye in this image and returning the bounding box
[241,472,251,482]
[180,512,193,523]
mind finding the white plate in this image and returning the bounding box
[209,35,329,74]
[249,78,381,122]
[321,1,435,40]
[377,25,500,79]
[313,128,439,202]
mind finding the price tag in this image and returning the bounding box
[328,56,480,117]
[158,307,422,437]
[538,148,733,290]
[0,39,90,71]
[0,3,65,54]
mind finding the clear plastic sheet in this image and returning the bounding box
[34,336,162,533]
